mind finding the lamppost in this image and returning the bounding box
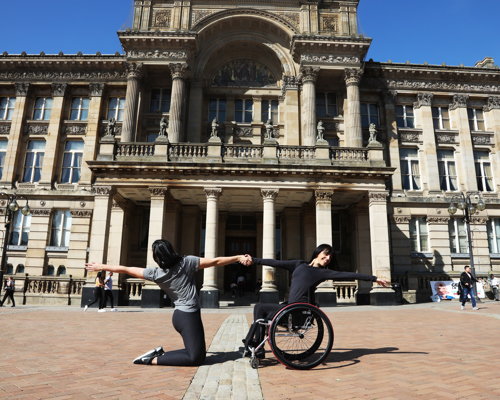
[447,191,486,302]
[0,193,31,290]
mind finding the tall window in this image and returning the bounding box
[23,140,45,183]
[396,105,415,128]
[487,219,500,254]
[410,217,429,252]
[107,97,125,121]
[400,148,421,190]
[10,210,31,246]
[468,108,485,131]
[70,97,90,121]
[316,92,337,118]
[50,210,72,247]
[149,89,171,113]
[235,99,253,123]
[61,141,84,183]
[437,149,458,191]
[361,103,379,127]
[209,98,226,122]
[449,218,468,254]
[33,97,53,120]
[432,106,450,130]
[0,97,16,120]
[332,212,341,252]
[0,140,7,180]
[262,100,279,124]
[474,151,494,192]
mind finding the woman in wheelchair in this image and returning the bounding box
[243,244,389,362]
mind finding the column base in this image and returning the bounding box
[355,289,371,306]
[81,286,95,308]
[200,289,220,309]
[259,290,279,304]
[141,287,164,308]
[316,291,337,307]
[370,288,396,306]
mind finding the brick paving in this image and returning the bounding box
[1,301,499,399]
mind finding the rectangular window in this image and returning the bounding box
[487,219,500,254]
[449,218,468,254]
[432,106,450,130]
[474,151,494,192]
[209,98,226,122]
[107,97,126,121]
[437,149,458,191]
[262,100,279,124]
[410,217,429,252]
[10,210,31,246]
[149,89,171,113]
[33,97,53,121]
[396,105,415,128]
[468,108,485,131]
[0,140,7,180]
[400,148,421,190]
[332,212,341,252]
[361,103,379,128]
[61,141,84,183]
[0,97,16,120]
[235,99,253,123]
[70,97,90,121]
[50,210,72,247]
[316,92,337,118]
[23,140,45,183]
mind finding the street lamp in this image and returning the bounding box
[0,193,31,282]
[447,191,486,302]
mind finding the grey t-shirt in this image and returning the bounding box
[143,256,200,312]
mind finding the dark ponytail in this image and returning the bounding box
[152,239,183,270]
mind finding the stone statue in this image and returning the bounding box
[316,120,325,141]
[368,123,378,144]
[211,117,219,137]
[159,117,168,137]
[265,119,274,140]
[105,117,116,136]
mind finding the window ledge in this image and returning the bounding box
[451,253,470,258]
[45,246,69,252]
[7,245,27,251]
[490,253,500,259]
[411,252,433,258]
[55,183,77,191]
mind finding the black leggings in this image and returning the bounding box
[104,290,114,308]
[1,290,15,307]
[244,303,284,347]
[156,309,206,366]
[88,288,104,309]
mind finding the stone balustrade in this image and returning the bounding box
[334,281,357,304]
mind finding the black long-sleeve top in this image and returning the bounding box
[252,258,378,304]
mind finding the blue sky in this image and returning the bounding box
[1,0,498,67]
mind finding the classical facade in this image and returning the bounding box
[1,0,499,307]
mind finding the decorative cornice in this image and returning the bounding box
[400,132,421,142]
[127,50,187,60]
[300,66,320,84]
[484,96,500,112]
[413,92,433,109]
[436,133,457,144]
[63,124,87,135]
[0,124,11,134]
[472,135,492,145]
[470,216,489,225]
[31,209,52,217]
[315,190,334,203]
[14,82,30,96]
[392,216,411,224]
[427,216,450,224]
[70,210,93,218]
[282,75,302,94]
[301,55,359,64]
[204,187,222,199]
[0,69,127,82]
[261,188,279,200]
[368,191,389,204]
[449,94,469,110]
[51,83,67,97]
[124,62,143,80]
[149,187,168,197]
[93,186,115,196]
[233,127,253,137]
[170,63,189,80]
[344,68,364,87]
[89,82,105,97]
[26,124,49,135]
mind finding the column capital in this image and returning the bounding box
[124,62,144,79]
[261,188,279,200]
[381,90,397,105]
[484,96,500,112]
[391,215,411,224]
[149,186,168,197]
[93,185,116,197]
[170,63,189,80]
[204,187,222,199]
[344,68,363,87]
[51,82,68,97]
[282,75,302,92]
[69,210,93,218]
[14,82,30,96]
[300,66,320,84]
[89,82,105,98]
[426,216,450,224]
[449,94,469,110]
[315,189,334,204]
[413,92,433,109]
[368,191,389,205]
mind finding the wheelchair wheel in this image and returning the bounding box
[268,303,333,370]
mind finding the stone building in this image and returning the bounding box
[1,0,499,307]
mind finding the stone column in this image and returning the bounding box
[301,66,320,146]
[315,189,337,307]
[25,209,51,275]
[484,96,500,191]
[121,62,143,143]
[383,90,403,193]
[1,83,30,188]
[283,76,301,145]
[260,188,279,303]
[39,83,67,187]
[169,63,188,143]
[106,197,131,279]
[344,68,364,148]
[450,94,477,191]
[186,75,204,143]
[368,191,394,305]
[200,187,222,308]
[67,209,93,277]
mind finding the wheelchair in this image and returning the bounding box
[244,302,334,370]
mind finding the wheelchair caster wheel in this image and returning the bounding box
[250,357,259,369]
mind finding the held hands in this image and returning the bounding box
[376,278,390,288]
[238,255,253,266]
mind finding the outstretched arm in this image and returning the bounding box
[199,254,252,270]
[85,262,145,279]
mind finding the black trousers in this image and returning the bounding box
[156,309,206,366]
[244,303,284,347]
[1,290,15,307]
[88,287,104,309]
[104,290,114,308]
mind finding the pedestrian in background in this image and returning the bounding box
[460,266,478,310]
[104,271,117,311]
[490,274,499,301]
[84,271,106,312]
[0,276,15,307]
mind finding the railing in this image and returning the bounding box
[126,278,145,301]
[331,148,369,162]
[117,143,155,157]
[278,146,315,161]
[334,282,357,304]
[224,144,263,159]
[169,143,208,159]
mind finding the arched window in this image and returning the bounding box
[57,266,66,276]
[6,263,14,274]
[16,264,25,274]
[47,265,55,276]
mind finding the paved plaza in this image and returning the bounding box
[1,300,500,400]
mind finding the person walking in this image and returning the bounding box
[0,276,15,307]
[490,274,499,301]
[460,266,478,310]
[84,271,106,312]
[103,271,117,311]
[85,239,251,366]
